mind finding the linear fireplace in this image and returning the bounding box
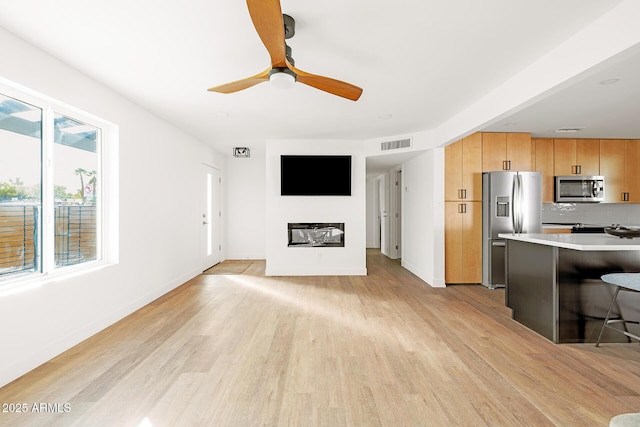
[287,223,345,247]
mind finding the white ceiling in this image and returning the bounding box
[1,0,637,174]
[481,49,640,138]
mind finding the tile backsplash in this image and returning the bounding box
[542,203,640,226]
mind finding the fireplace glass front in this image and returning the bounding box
[287,223,345,247]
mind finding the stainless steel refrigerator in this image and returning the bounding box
[482,171,542,289]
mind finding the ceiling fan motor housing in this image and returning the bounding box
[271,42,296,82]
[269,67,296,81]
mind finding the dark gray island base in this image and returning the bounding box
[502,234,640,344]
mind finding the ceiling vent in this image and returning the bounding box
[381,138,412,151]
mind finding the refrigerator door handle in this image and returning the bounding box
[511,175,517,233]
[516,173,521,233]
[518,173,524,233]
[512,173,524,234]
[518,174,525,233]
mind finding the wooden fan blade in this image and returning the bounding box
[208,68,271,94]
[246,0,287,68]
[288,63,363,101]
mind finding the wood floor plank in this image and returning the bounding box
[1,249,640,426]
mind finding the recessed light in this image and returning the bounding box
[378,113,393,120]
[599,78,621,85]
[216,111,229,118]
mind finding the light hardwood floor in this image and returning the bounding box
[1,250,640,426]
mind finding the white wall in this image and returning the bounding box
[265,139,366,276]
[0,27,225,387]
[225,147,266,259]
[400,149,445,287]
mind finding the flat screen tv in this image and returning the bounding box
[281,155,352,196]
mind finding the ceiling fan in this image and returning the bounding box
[208,0,363,101]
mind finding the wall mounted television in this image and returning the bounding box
[280,155,352,196]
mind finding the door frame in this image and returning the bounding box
[388,167,402,259]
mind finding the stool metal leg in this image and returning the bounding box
[596,286,621,347]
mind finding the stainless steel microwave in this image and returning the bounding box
[555,175,605,202]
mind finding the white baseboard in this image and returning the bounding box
[265,267,367,276]
[401,260,444,288]
[224,253,266,260]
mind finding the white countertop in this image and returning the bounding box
[498,233,640,251]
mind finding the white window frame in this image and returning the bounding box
[0,77,119,293]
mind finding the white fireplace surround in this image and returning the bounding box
[265,139,366,276]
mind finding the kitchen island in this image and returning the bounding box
[499,233,640,343]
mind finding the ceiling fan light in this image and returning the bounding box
[270,71,296,90]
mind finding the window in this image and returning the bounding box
[52,114,100,268]
[0,84,113,284]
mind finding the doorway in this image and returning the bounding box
[201,164,221,271]
[376,168,402,259]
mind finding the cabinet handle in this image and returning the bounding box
[502,160,511,170]
[576,165,581,175]
[458,203,467,214]
[462,189,467,199]
[623,192,630,202]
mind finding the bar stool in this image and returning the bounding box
[596,273,640,347]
